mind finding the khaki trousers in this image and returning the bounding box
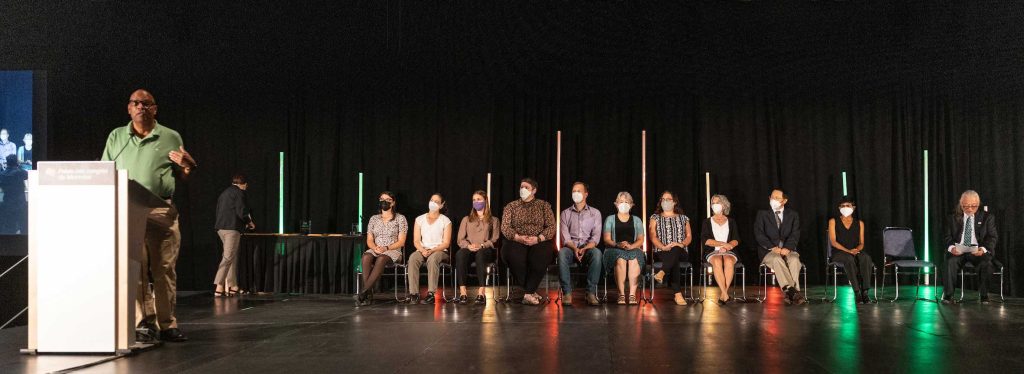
[136,204,180,330]
[762,252,802,290]
[214,230,241,288]
[407,251,449,293]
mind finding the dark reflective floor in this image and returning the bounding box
[2,286,1023,373]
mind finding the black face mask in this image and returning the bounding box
[379,200,392,211]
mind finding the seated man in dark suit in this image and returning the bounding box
[754,189,805,305]
[941,190,998,304]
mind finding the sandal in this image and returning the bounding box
[628,295,639,305]
[227,288,249,296]
[617,295,626,305]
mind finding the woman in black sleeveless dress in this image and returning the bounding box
[828,196,874,304]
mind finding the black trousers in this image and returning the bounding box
[501,240,555,293]
[943,252,994,298]
[830,250,873,292]
[455,247,496,286]
[655,247,687,293]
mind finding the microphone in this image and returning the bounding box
[108,137,132,164]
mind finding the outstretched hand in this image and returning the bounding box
[169,146,196,169]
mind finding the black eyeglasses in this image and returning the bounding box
[128,100,155,108]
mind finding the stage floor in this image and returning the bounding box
[2,286,1023,373]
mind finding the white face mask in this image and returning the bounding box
[661,201,674,212]
[770,199,782,211]
[711,203,723,214]
[617,203,631,214]
[571,192,584,204]
[428,201,440,212]
[519,187,532,201]
[839,207,854,217]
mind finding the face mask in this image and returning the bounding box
[473,201,486,211]
[519,188,532,201]
[379,200,392,211]
[769,199,782,210]
[428,201,440,212]
[840,207,854,217]
[571,192,584,204]
[617,203,631,214]
[661,201,674,212]
[711,203,723,214]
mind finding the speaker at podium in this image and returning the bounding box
[22,161,168,354]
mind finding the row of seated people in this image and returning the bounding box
[353,179,999,307]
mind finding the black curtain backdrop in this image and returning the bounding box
[3,2,1023,293]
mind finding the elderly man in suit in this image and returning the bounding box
[754,189,805,305]
[941,190,998,304]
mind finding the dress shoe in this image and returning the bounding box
[457,295,468,304]
[792,290,807,305]
[474,295,486,305]
[980,296,991,304]
[587,292,601,306]
[135,321,159,343]
[783,287,794,305]
[160,328,188,342]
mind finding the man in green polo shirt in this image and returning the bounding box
[101,89,196,343]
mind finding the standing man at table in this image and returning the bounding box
[102,89,196,343]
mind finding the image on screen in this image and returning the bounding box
[0,70,44,235]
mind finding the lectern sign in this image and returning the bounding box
[38,161,115,185]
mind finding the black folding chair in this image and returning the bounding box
[880,227,937,302]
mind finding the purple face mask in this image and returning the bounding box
[473,201,486,211]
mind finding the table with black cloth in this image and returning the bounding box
[238,233,365,294]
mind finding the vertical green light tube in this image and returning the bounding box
[358,172,364,233]
[923,150,929,274]
[841,171,848,196]
[279,151,285,234]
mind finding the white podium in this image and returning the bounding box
[23,161,167,354]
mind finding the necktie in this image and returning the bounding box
[775,211,782,228]
[962,216,973,245]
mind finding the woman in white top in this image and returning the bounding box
[700,194,741,305]
[406,193,452,304]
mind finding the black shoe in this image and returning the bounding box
[783,287,795,305]
[980,295,991,304]
[135,321,159,343]
[792,291,807,305]
[160,328,188,342]
[458,295,468,304]
[406,294,420,304]
[421,292,435,304]
[475,295,486,304]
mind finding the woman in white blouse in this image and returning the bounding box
[406,193,452,304]
[700,194,741,305]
